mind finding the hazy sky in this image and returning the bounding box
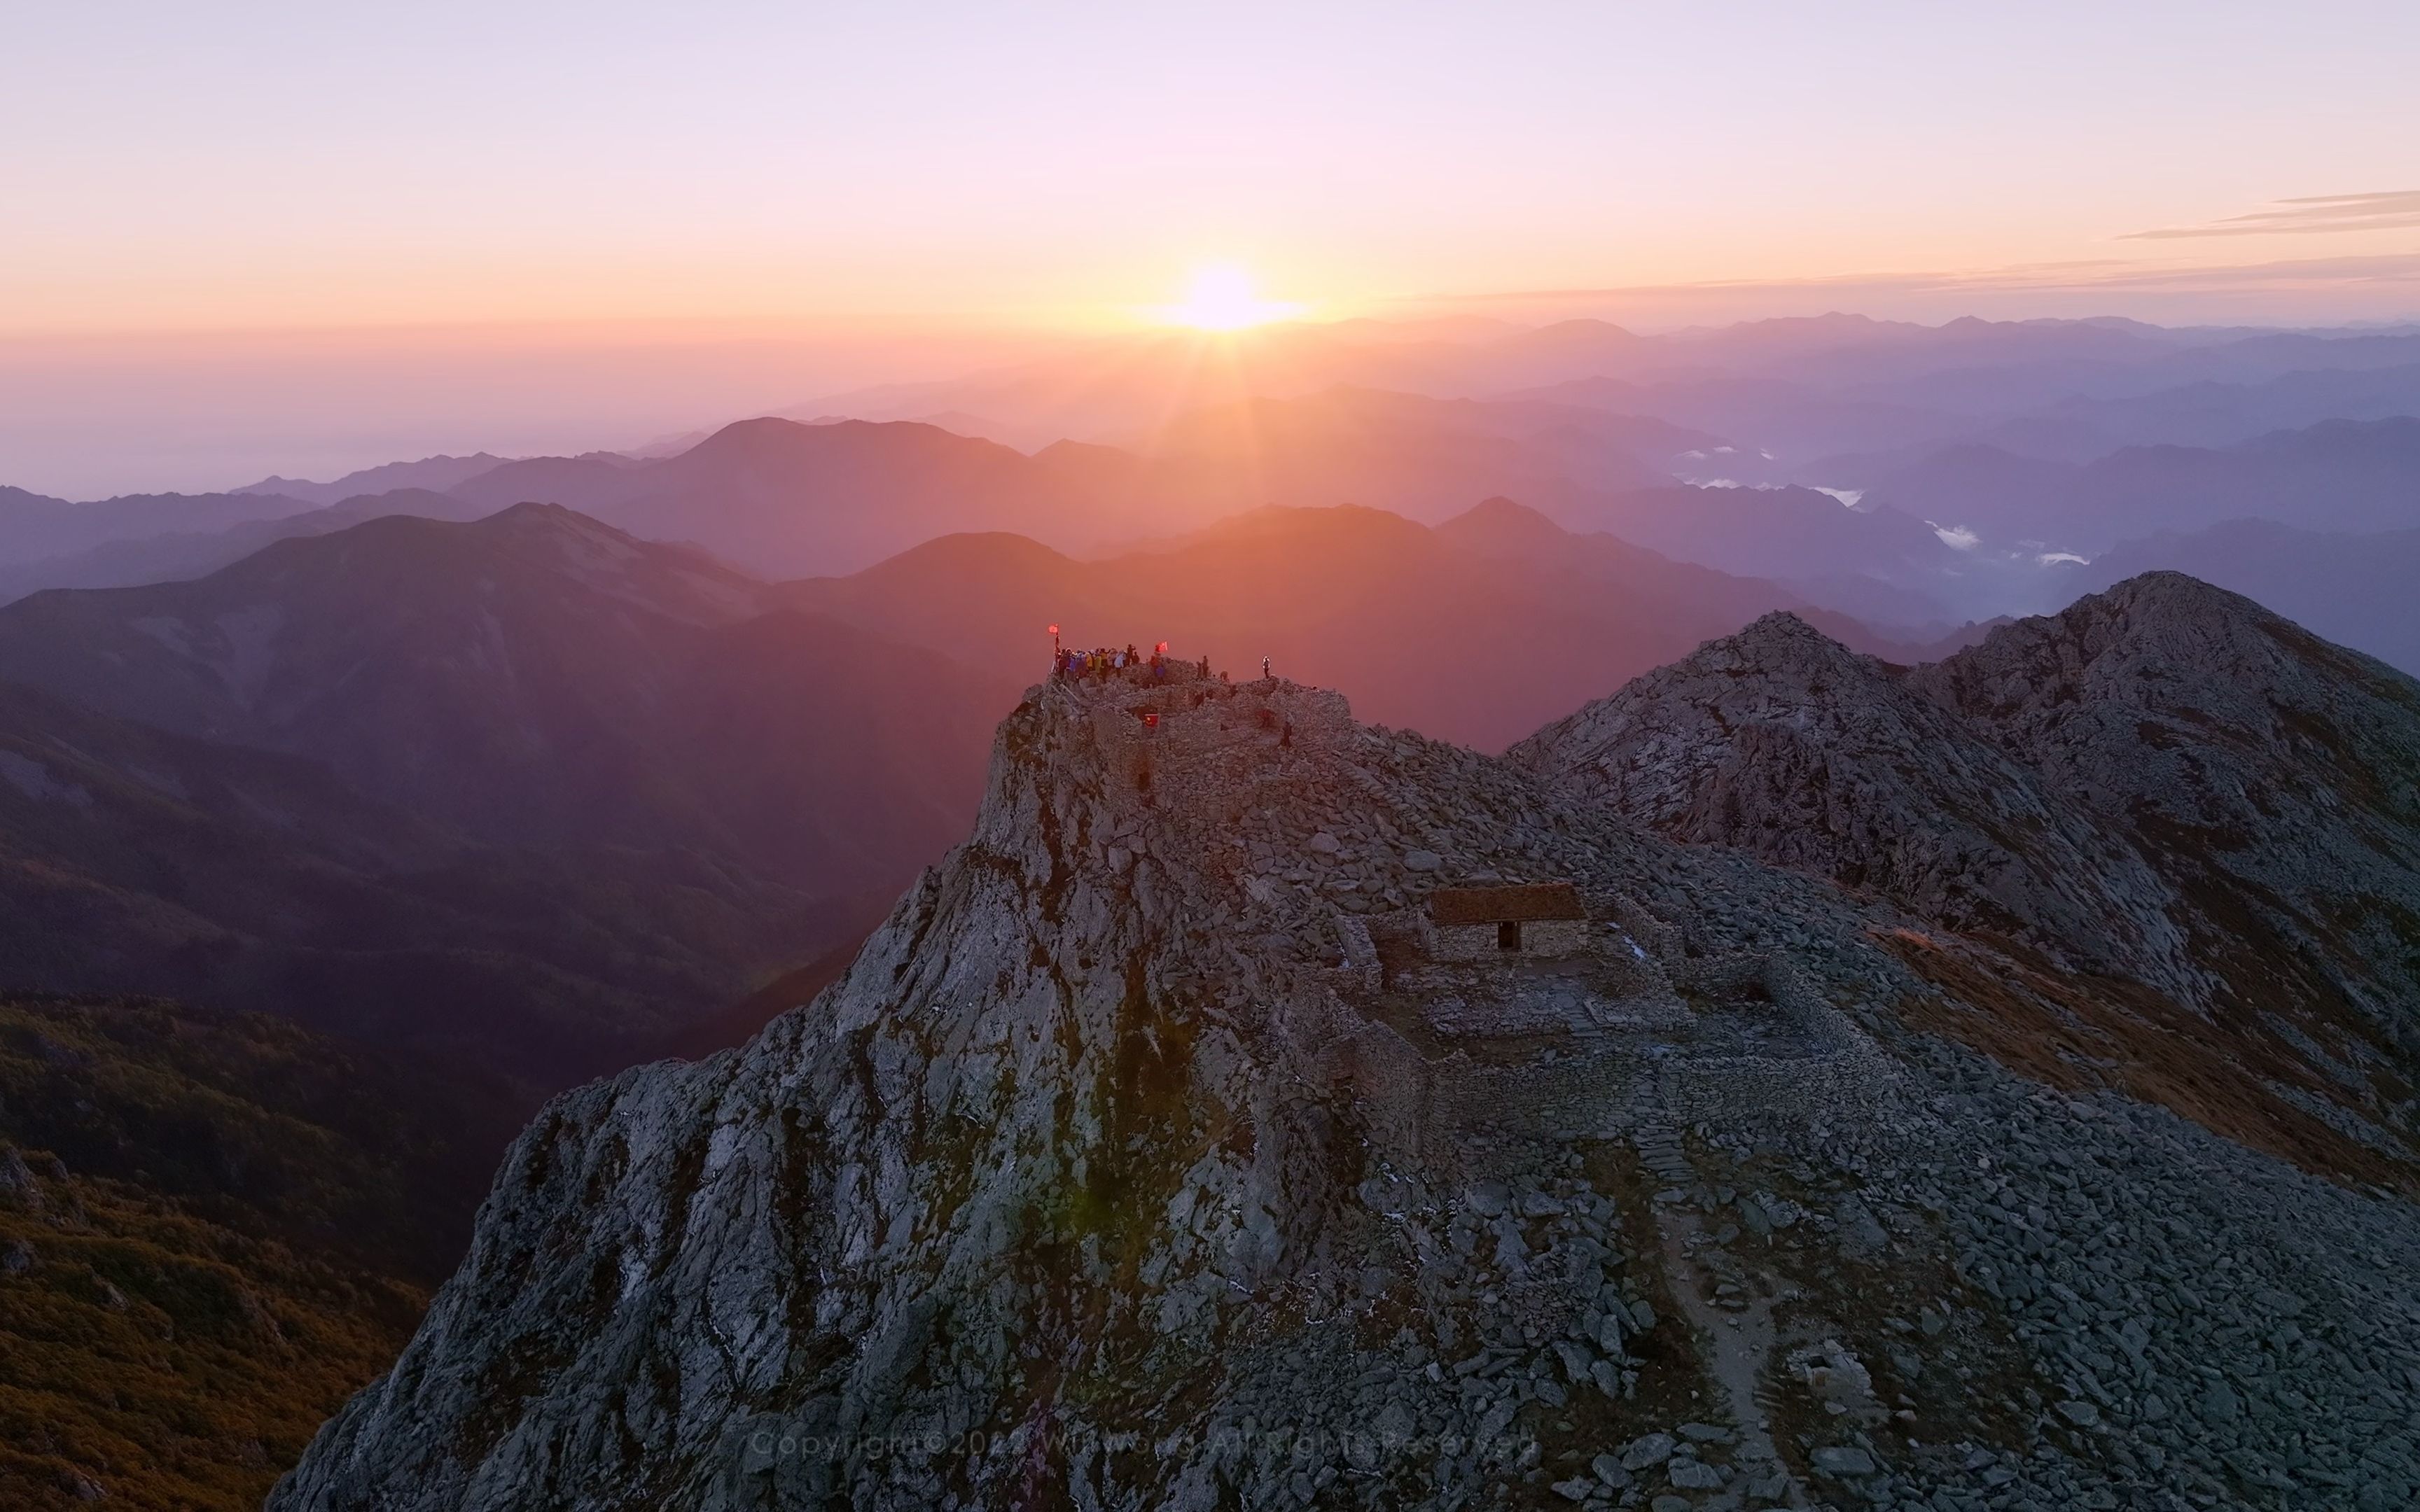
[5,2,2418,493]
[9,1,2419,332]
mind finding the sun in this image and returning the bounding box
[1159,265,1301,331]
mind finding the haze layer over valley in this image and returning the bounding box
[16,312,2420,681]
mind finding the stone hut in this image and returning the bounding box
[1424,882,1588,961]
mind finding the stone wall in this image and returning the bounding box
[1610,893,1681,963]
[1522,918,1586,958]
[1332,913,1382,993]
[1431,916,1586,961]
[1431,921,1498,961]
[1425,1053,1643,1140]
[1660,948,1900,1128]
[1328,1017,1432,1158]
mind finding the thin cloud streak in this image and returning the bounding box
[1414,251,2420,307]
[2126,191,2420,239]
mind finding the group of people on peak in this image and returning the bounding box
[1055,642,1213,682]
[1049,638,1281,688]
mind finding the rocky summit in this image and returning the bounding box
[274,578,2420,1512]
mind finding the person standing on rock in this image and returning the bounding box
[1262,656,1272,680]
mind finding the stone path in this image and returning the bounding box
[1634,1086,1810,1510]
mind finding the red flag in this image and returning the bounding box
[1155,640,1169,654]
[1048,624,1059,636]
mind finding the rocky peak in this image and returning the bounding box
[1706,608,1861,662]
[273,652,2420,1512]
[1524,572,2420,1173]
[1512,610,2204,993]
[1910,571,2420,1050]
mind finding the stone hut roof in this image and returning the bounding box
[1428,882,1586,925]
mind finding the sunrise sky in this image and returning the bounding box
[5,1,2417,493]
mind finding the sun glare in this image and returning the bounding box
[1160,265,1300,331]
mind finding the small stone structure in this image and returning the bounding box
[1424,882,1587,960]
[1292,890,1905,1165]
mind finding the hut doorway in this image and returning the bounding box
[1497,921,1521,951]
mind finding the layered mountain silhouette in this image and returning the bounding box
[783,497,1958,751]
[21,313,2416,648]
[235,452,513,506]
[0,485,324,568]
[1124,386,1701,510]
[0,486,487,603]
[0,504,1011,897]
[441,397,1709,579]
[447,418,1147,577]
[1851,416,2420,553]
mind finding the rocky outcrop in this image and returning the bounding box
[1509,610,2204,995]
[1910,572,2420,1045]
[1520,578,2420,1159]
[276,646,2420,1511]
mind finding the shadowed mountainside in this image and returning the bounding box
[0,994,530,1510]
[0,673,835,1083]
[0,503,1013,899]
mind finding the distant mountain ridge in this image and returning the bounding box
[447,417,1133,577]
[235,453,514,506]
[0,503,1012,900]
[0,486,487,605]
[439,398,1716,578]
[0,486,324,568]
[781,496,1961,752]
[1847,416,2420,553]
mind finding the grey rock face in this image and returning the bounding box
[1910,572,2420,1032]
[1516,578,2420,1166]
[273,613,2420,1512]
[1509,609,2204,995]
[1811,1444,1875,1477]
[0,1145,43,1211]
